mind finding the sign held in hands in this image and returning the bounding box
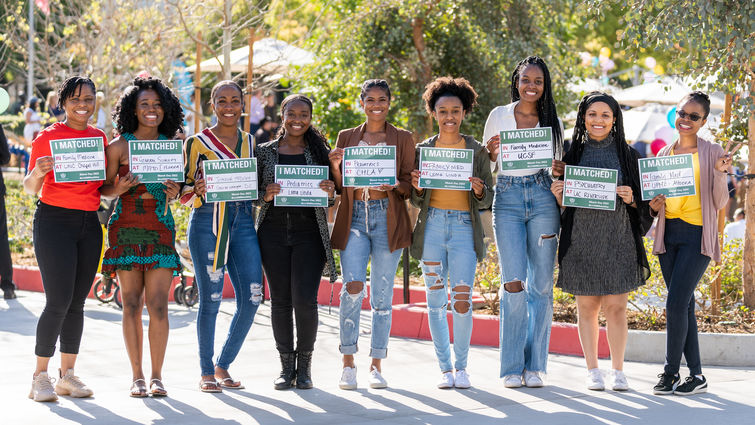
[128,140,184,183]
[498,127,553,171]
[50,137,106,183]
[563,165,618,211]
[418,147,473,191]
[274,165,329,207]
[342,145,397,187]
[638,154,696,200]
[203,158,258,202]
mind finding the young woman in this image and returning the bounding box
[650,92,733,396]
[329,79,415,390]
[101,76,183,397]
[24,97,42,143]
[45,91,65,122]
[181,80,263,393]
[24,76,105,402]
[550,92,652,391]
[410,77,494,389]
[483,56,563,388]
[255,94,337,390]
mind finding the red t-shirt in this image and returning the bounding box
[29,122,108,211]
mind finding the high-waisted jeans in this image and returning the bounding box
[188,201,262,376]
[493,171,560,377]
[339,198,403,359]
[658,218,711,376]
[421,207,477,372]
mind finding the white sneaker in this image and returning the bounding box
[55,368,93,398]
[29,372,58,402]
[368,366,388,389]
[454,370,471,389]
[437,371,454,389]
[503,374,523,388]
[587,368,605,391]
[524,371,544,388]
[338,367,357,390]
[611,369,629,391]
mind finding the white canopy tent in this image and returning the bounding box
[613,76,725,111]
[186,38,315,75]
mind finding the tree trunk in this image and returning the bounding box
[743,99,755,308]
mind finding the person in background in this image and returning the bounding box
[723,208,746,246]
[93,91,107,131]
[248,90,265,134]
[46,91,65,123]
[254,116,274,145]
[24,97,42,144]
[0,123,16,300]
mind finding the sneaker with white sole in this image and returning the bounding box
[524,371,544,388]
[55,368,93,398]
[674,375,707,396]
[454,370,471,389]
[338,367,357,390]
[503,374,523,388]
[29,372,58,402]
[587,368,605,391]
[368,366,387,389]
[437,371,454,389]
[611,370,629,391]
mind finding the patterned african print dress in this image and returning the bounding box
[101,133,182,274]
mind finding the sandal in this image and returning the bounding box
[149,379,168,397]
[130,379,148,398]
[199,380,222,393]
[217,377,245,390]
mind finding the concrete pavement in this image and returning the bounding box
[2,291,753,424]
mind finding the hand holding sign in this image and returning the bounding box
[33,156,54,178]
[193,178,207,197]
[114,172,140,196]
[329,147,344,168]
[486,134,500,162]
[319,179,336,198]
[163,180,181,200]
[551,159,566,178]
[411,169,422,192]
[469,176,485,197]
[616,185,634,205]
[551,180,564,206]
[264,183,281,202]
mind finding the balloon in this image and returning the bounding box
[653,64,665,75]
[644,57,657,69]
[601,59,616,71]
[580,52,592,66]
[654,126,674,143]
[651,139,667,156]
[0,88,9,114]
[591,57,600,67]
[599,47,611,57]
[666,106,677,129]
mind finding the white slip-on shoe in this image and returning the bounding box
[454,370,471,389]
[587,368,605,391]
[611,369,629,391]
[437,371,454,389]
[338,367,357,390]
[368,366,388,389]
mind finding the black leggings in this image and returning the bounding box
[258,210,325,353]
[0,195,13,290]
[33,202,102,357]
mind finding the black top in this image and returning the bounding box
[264,153,316,220]
[0,124,10,196]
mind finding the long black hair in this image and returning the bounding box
[57,76,96,107]
[565,91,627,165]
[276,94,330,166]
[112,76,184,138]
[510,56,563,159]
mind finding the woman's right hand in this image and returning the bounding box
[32,156,54,178]
[550,180,564,203]
[410,169,423,193]
[649,194,666,213]
[486,134,500,162]
[328,147,344,168]
[193,178,207,197]
[114,172,140,195]
[263,182,281,202]
[551,159,566,178]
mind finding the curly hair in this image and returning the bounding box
[360,79,391,100]
[680,90,711,119]
[422,76,478,114]
[510,56,563,159]
[112,76,184,137]
[57,76,96,108]
[275,94,331,168]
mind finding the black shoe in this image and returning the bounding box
[653,372,680,395]
[273,352,297,390]
[2,285,16,300]
[296,350,313,389]
[674,375,707,396]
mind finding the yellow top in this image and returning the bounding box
[429,138,470,212]
[665,151,702,226]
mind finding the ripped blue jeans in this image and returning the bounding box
[188,201,263,376]
[421,207,477,372]
[339,198,403,359]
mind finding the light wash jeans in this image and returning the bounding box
[421,207,477,372]
[339,198,403,358]
[494,171,560,377]
[188,201,263,376]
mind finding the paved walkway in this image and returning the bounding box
[2,291,753,424]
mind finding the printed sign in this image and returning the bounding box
[128,139,184,183]
[638,154,696,200]
[498,127,553,171]
[418,147,473,191]
[563,165,618,211]
[202,158,258,202]
[274,165,329,207]
[342,145,397,187]
[50,137,106,183]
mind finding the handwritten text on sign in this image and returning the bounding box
[128,140,184,183]
[203,158,258,202]
[50,137,106,183]
[342,145,397,187]
[638,154,696,201]
[274,165,329,207]
[563,165,618,211]
[418,147,473,191]
[498,127,553,171]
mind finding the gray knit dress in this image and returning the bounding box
[556,136,644,296]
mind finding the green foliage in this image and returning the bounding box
[4,179,35,251]
[474,243,501,314]
[0,115,25,136]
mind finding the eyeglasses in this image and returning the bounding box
[676,110,703,122]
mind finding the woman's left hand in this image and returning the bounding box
[469,177,485,198]
[320,179,336,198]
[616,185,634,205]
[163,179,181,200]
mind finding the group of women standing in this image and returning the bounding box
[24,55,734,402]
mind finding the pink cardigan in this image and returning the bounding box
[651,137,729,261]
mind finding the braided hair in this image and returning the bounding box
[510,56,563,159]
[112,76,184,138]
[57,76,96,107]
[275,94,331,167]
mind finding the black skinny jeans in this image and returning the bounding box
[258,209,325,354]
[658,218,711,376]
[0,195,13,290]
[33,201,102,357]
